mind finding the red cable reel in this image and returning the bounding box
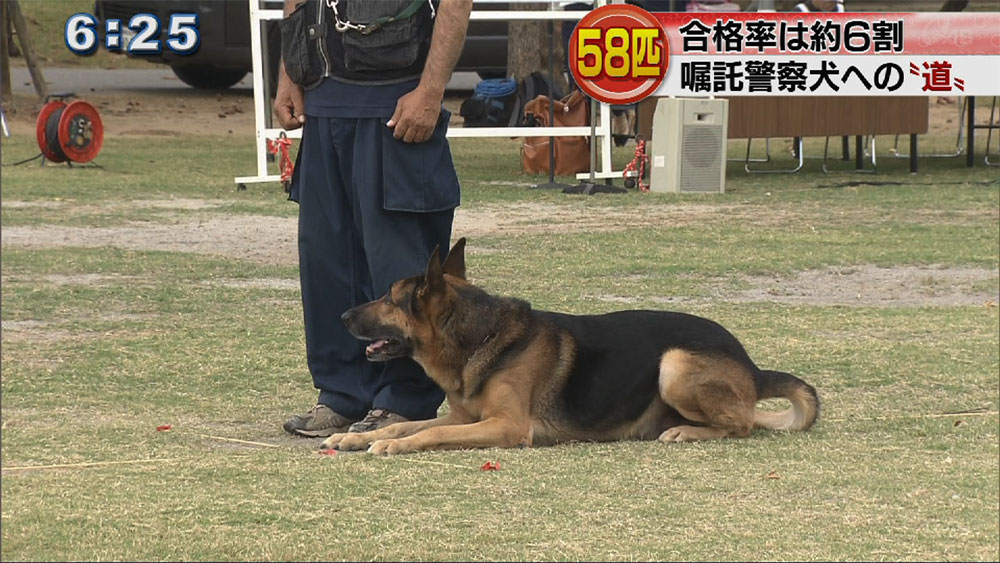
[35,99,104,164]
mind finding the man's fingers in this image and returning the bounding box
[408,125,431,144]
[275,104,292,128]
[387,102,403,129]
[387,99,439,142]
[273,72,306,130]
[399,122,429,143]
[276,102,303,130]
[290,90,306,126]
[403,126,418,143]
[283,112,303,130]
[399,124,435,143]
[391,118,407,140]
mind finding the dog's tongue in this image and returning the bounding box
[366,339,388,354]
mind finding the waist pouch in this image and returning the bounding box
[339,0,428,72]
[279,0,327,89]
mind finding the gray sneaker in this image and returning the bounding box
[348,408,410,433]
[283,404,357,437]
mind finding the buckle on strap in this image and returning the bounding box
[328,0,431,35]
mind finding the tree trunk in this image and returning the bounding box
[507,3,568,94]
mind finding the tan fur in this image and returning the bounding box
[753,385,817,431]
[658,350,756,442]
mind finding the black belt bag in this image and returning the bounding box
[278,0,327,89]
[336,0,429,72]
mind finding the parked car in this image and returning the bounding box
[93,0,282,89]
[92,0,509,90]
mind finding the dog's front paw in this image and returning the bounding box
[658,425,698,443]
[321,432,370,451]
[367,438,412,456]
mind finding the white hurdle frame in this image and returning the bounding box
[234,0,617,188]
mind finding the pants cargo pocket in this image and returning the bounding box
[381,109,460,213]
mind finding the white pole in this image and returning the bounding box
[248,0,268,180]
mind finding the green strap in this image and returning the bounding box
[362,0,427,35]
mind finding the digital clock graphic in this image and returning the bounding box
[65,12,200,56]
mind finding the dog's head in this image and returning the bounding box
[341,238,467,362]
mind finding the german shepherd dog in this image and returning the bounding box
[322,239,819,455]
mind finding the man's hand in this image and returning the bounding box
[387,0,471,143]
[273,66,306,130]
[387,86,442,143]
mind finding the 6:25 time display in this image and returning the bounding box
[65,12,200,56]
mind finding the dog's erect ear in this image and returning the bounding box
[422,245,445,296]
[441,238,466,280]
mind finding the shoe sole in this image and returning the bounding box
[283,422,353,438]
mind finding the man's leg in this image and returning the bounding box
[344,116,458,422]
[292,116,377,431]
[365,210,452,422]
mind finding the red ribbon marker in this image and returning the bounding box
[266,133,295,193]
[481,461,500,471]
[623,137,649,192]
[155,424,172,432]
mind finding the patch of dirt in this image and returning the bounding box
[1,320,48,331]
[732,265,999,307]
[122,198,230,210]
[7,206,994,307]
[2,203,733,266]
[1,198,230,211]
[2,215,298,265]
[1,313,160,343]
[209,278,299,291]
[35,273,137,287]
[4,206,998,308]
[0,325,81,344]
[453,202,735,237]
[2,91,256,138]
[595,265,999,308]
[1,200,67,209]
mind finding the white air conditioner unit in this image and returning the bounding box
[648,98,729,194]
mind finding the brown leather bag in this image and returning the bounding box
[521,90,591,176]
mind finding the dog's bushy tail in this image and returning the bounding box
[752,370,820,432]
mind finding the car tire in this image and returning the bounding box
[171,65,248,90]
[477,70,507,80]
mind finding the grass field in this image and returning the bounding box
[1,120,999,561]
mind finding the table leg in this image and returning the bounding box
[967,96,976,167]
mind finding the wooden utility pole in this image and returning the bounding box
[1,2,11,100]
[5,0,47,99]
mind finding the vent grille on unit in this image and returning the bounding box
[681,126,724,192]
